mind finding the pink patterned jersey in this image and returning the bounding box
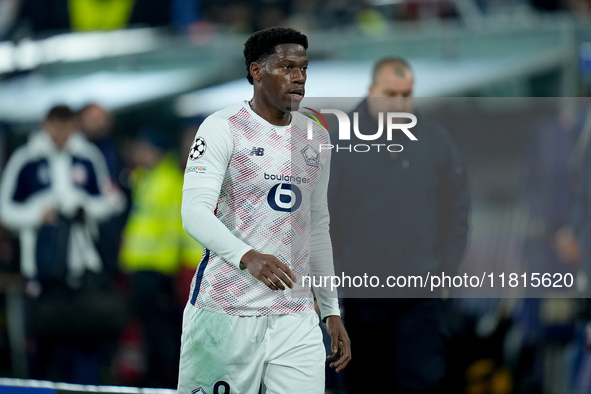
[183,102,333,316]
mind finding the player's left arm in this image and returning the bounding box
[325,315,351,373]
[309,141,351,372]
[438,131,470,275]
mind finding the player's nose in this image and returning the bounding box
[291,68,306,84]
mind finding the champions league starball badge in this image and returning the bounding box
[189,137,207,160]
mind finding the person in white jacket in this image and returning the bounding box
[0,104,125,383]
[0,105,123,294]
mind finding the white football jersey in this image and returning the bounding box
[183,101,337,317]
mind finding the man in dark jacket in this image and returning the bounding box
[329,58,470,393]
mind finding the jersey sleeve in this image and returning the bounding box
[308,135,341,321]
[181,116,253,269]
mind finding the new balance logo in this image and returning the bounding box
[250,147,265,156]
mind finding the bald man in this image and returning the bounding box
[329,58,470,393]
[368,57,414,111]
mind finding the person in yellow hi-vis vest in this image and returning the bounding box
[120,127,202,388]
[68,0,135,31]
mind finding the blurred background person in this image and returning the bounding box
[77,103,128,276]
[15,0,173,37]
[565,105,591,286]
[118,126,201,388]
[491,105,589,393]
[553,104,591,392]
[77,103,127,270]
[77,103,118,182]
[329,58,470,393]
[0,104,126,384]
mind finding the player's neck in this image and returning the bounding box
[248,99,291,126]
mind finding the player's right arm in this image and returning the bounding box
[181,115,295,290]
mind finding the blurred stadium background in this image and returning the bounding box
[1,0,591,393]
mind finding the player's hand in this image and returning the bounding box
[325,315,351,372]
[240,249,297,291]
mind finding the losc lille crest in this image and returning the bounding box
[301,144,320,168]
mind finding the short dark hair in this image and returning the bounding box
[45,105,76,122]
[372,57,412,85]
[78,102,107,116]
[243,27,308,85]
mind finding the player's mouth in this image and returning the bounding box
[288,89,304,101]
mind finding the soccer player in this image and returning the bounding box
[177,27,351,393]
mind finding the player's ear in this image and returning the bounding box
[250,62,263,84]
